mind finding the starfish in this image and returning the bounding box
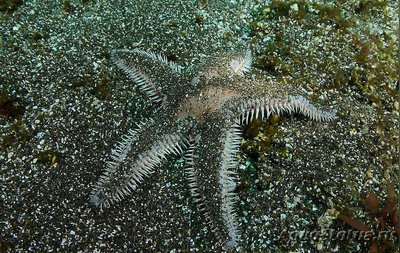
[89,47,336,250]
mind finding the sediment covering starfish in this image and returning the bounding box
[90,47,336,250]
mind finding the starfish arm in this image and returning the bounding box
[90,117,189,209]
[191,49,253,85]
[111,49,185,105]
[183,135,225,247]
[191,113,242,250]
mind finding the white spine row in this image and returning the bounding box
[219,120,242,250]
[131,48,184,74]
[239,95,337,124]
[112,48,184,74]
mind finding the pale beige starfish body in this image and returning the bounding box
[90,48,336,250]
